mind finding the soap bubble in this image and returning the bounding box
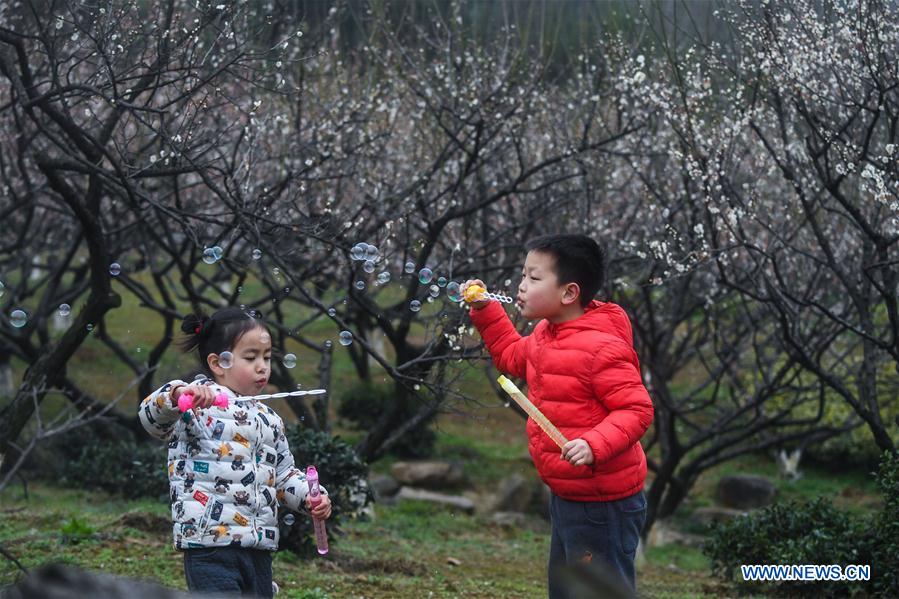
[273,267,280,277]
[109,262,121,276]
[418,268,433,284]
[193,373,207,382]
[327,308,336,317]
[219,351,233,369]
[350,243,365,261]
[409,300,422,312]
[437,277,447,287]
[86,323,94,331]
[363,260,375,273]
[212,246,224,260]
[355,280,365,290]
[58,303,71,317]
[283,353,297,369]
[338,330,353,346]
[377,271,390,285]
[202,248,217,264]
[404,261,415,274]
[10,309,27,328]
[363,244,379,261]
[446,281,462,302]
[283,513,295,526]
[429,285,440,298]
[0,281,4,298]
[324,340,333,349]
[252,248,262,260]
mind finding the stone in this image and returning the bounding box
[395,487,475,513]
[717,474,777,510]
[390,460,467,490]
[369,474,400,501]
[490,511,527,528]
[487,473,533,513]
[689,506,747,529]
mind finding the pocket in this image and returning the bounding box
[616,492,646,556]
[616,491,646,515]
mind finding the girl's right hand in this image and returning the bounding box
[171,384,219,409]
[461,279,490,310]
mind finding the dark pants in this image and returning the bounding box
[183,546,273,597]
[548,491,646,599]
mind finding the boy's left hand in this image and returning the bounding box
[305,493,332,520]
[562,439,594,467]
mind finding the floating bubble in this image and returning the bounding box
[409,300,422,312]
[404,261,415,274]
[283,353,297,369]
[446,281,463,302]
[350,243,365,261]
[193,373,207,382]
[363,244,379,262]
[202,248,217,264]
[418,268,433,284]
[283,513,295,526]
[86,323,94,331]
[355,280,365,290]
[363,260,375,273]
[327,308,336,317]
[109,262,121,276]
[212,246,224,260]
[0,281,4,298]
[9,309,27,328]
[58,303,71,317]
[429,285,440,298]
[437,277,447,287]
[252,248,263,260]
[273,267,280,276]
[338,330,353,346]
[377,271,390,285]
[324,340,333,349]
[219,351,234,369]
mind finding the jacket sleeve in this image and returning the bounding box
[138,379,187,441]
[469,301,528,379]
[274,430,328,512]
[580,342,654,464]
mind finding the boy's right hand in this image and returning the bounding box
[461,279,490,310]
[170,384,219,409]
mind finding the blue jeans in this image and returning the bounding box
[548,491,646,598]
[183,546,273,597]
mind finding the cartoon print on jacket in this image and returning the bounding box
[139,379,326,551]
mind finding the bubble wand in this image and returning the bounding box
[497,375,568,449]
[463,284,514,304]
[178,388,326,412]
[306,465,329,555]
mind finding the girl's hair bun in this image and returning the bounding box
[180,313,211,336]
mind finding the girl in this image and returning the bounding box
[139,307,331,597]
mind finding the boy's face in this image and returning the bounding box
[209,325,272,397]
[517,250,579,321]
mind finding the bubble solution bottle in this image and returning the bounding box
[306,466,329,555]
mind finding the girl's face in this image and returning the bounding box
[208,325,272,396]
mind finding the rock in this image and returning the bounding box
[645,519,705,548]
[369,474,400,501]
[689,506,747,529]
[487,474,534,513]
[395,487,475,513]
[717,475,777,509]
[446,557,462,566]
[490,511,527,528]
[390,460,467,490]
[532,481,552,520]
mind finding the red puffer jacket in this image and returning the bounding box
[470,300,653,501]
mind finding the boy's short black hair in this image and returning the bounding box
[525,234,604,307]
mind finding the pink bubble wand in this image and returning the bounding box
[177,388,327,412]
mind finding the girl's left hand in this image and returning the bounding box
[306,493,332,520]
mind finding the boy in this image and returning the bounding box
[463,234,653,598]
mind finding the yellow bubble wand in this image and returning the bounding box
[497,375,568,449]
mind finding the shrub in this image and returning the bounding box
[58,436,169,501]
[278,427,371,557]
[337,382,436,458]
[704,450,899,597]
